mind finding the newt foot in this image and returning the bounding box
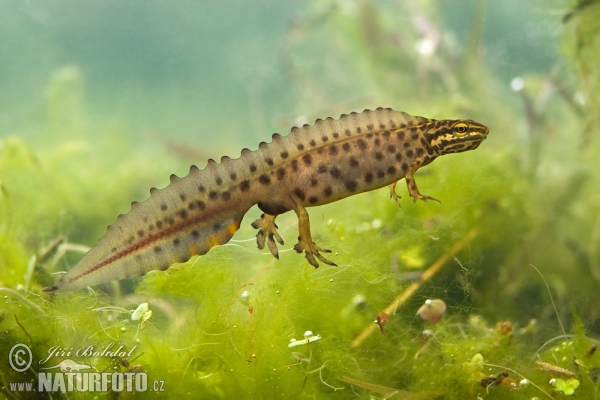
[388,182,402,208]
[251,213,284,259]
[411,194,441,204]
[293,238,336,268]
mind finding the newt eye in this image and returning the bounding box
[453,122,469,136]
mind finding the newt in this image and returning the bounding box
[47,108,489,292]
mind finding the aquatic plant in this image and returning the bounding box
[1,1,600,399]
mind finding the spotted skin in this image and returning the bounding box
[47,108,489,292]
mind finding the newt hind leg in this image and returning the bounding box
[289,195,336,268]
[251,213,284,259]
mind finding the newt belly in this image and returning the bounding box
[47,108,489,292]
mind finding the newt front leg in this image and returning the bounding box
[405,162,441,204]
[288,194,336,268]
[388,182,402,208]
[251,213,284,259]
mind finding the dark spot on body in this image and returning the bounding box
[198,185,206,193]
[411,132,419,140]
[375,152,384,160]
[387,145,396,153]
[406,149,414,158]
[221,191,231,201]
[377,170,385,178]
[291,160,299,171]
[357,139,367,150]
[356,127,362,133]
[402,163,409,172]
[213,222,222,231]
[156,221,163,228]
[397,131,405,141]
[332,132,339,138]
[427,147,434,155]
[322,135,328,142]
[180,193,187,201]
[349,157,359,167]
[367,133,374,139]
[277,167,286,180]
[380,123,386,129]
[342,143,351,152]
[280,151,289,159]
[395,153,403,162]
[367,124,374,131]
[387,166,397,175]
[154,246,162,253]
[297,143,304,150]
[403,142,410,148]
[149,224,155,231]
[239,180,251,192]
[196,200,206,210]
[416,148,424,157]
[230,172,237,181]
[265,157,274,166]
[364,172,373,183]
[259,174,271,185]
[161,204,168,211]
[310,177,318,187]
[250,164,257,172]
[318,163,327,173]
[294,188,306,201]
[382,130,390,137]
[210,191,218,200]
[309,140,316,147]
[374,138,381,146]
[192,230,200,238]
[166,217,175,225]
[329,167,342,179]
[345,129,351,136]
[329,145,338,155]
[345,180,358,191]
[178,209,188,219]
[173,238,180,246]
[138,230,144,238]
[309,196,318,204]
[216,177,223,185]
[302,154,312,165]
[323,186,333,197]
[410,126,418,133]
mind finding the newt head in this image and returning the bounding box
[427,119,490,155]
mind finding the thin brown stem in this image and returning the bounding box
[351,229,478,348]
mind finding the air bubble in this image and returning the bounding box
[510,77,524,92]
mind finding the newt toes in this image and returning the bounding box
[47,108,489,292]
[251,213,284,259]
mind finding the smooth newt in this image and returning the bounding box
[47,108,489,292]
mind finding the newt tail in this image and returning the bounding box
[47,108,489,292]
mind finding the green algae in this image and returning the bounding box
[1,1,600,399]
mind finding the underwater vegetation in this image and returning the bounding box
[1,0,600,399]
